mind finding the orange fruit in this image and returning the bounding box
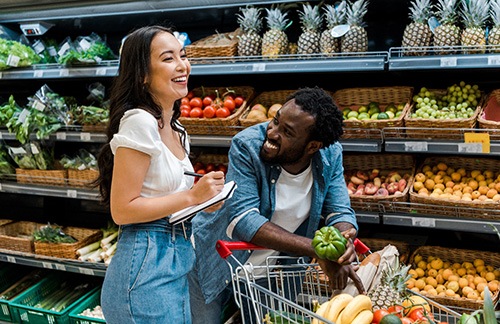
[478,185,489,195]
[486,189,498,198]
[468,180,479,190]
[437,162,448,171]
[425,179,435,190]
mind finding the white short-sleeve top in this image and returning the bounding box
[110,108,194,198]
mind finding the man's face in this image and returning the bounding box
[260,99,317,173]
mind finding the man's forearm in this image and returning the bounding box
[332,222,357,234]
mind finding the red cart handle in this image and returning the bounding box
[216,240,266,259]
[353,238,371,254]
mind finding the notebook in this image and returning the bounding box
[168,181,237,225]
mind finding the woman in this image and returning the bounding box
[95,26,225,323]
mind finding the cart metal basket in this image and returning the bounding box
[216,240,463,324]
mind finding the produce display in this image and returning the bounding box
[345,169,411,197]
[0,270,44,302]
[244,102,281,123]
[236,7,263,57]
[342,102,406,121]
[34,224,77,244]
[77,224,118,265]
[179,88,246,119]
[0,38,40,70]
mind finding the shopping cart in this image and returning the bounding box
[216,240,463,324]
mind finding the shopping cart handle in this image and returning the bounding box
[353,238,371,254]
[215,240,266,259]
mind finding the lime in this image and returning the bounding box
[377,112,389,120]
[379,314,403,324]
[347,111,359,119]
[358,112,370,120]
[370,112,379,119]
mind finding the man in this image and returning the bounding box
[189,87,364,323]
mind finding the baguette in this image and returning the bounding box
[360,252,381,266]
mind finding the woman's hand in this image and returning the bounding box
[203,201,224,213]
[189,171,225,205]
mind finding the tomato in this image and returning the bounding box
[206,163,216,173]
[181,97,190,105]
[202,96,213,107]
[181,108,191,117]
[193,162,204,171]
[216,107,230,118]
[401,317,414,324]
[180,104,191,111]
[203,105,216,118]
[223,98,236,112]
[373,309,390,324]
[407,308,430,322]
[234,96,244,107]
[217,163,228,174]
[194,168,206,183]
[187,91,194,99]
[224,94,234,101]
[388,305,404,318]
[190,97,203,108]
[189,107,203,118]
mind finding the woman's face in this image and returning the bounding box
[147,32,191,106]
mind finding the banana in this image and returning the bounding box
[336,309,344,324]
[351,309,374,324]
[339,294,372,324]
[312,301,331,324]
[324,293,353,322]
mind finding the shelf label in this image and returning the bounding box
[487,56,500,65]
[0,183,2,191]
[440,57,457,67]
[55,264,66,271]
[404,141,428,152]
[0,72,3,79]
[6,255,16,263]
[458,143,483,153]
[252,63,266,71]
[411,217,436,227]
[42,262,53,269]
[79,268,95,275]
[56,132,67,140]
[0,132,2,139]
[67,189,78,198]
[33,70,44,78]
[80,132,91,141]
[463,132,490,153]
[96,68,107,76]
[59,69,69,77]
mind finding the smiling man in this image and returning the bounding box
[189,86,364,324]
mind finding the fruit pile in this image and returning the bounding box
[371,295,438,324]
[342,102,406,121]
[192,160,228,183]
[412,162,500,202]
[410,82,480,120]
[244,102,281,123]
[406,255,499,301]
[179,89,246,119]
[345,169,411,197]
[313,293,373,324]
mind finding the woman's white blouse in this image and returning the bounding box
[110,109,194,198]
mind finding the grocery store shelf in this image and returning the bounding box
[0,181,100,200]
[355,211,381,224]
[0,129,107,142]
[0,249,106,277]
[388,46,500,70]
[0,62,119,80]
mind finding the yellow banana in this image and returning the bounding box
[351,309,374,324]
[339,294,373,324]
[312,300,331,324]
[324,293,353,322]
[336,309,344,324]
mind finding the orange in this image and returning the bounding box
[451,172,462,182]
[478,185,489,195]
[468,180,479,190]
[486,189,498,198]
[471,191,481,199]
[425,179,435,190]
[437,162,448,171]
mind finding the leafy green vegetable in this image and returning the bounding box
[0,38,40,70]
[33,224,77,243]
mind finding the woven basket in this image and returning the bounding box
[409,156,500,220]
[478,89,500,132]
[333,86,414,139]
[67,169,99,188]
[0,221,44,253]
[179,86,254,136]
[0,219,12,226]
[15,168,67,186]
[343,154,415,212]
[192,153,229,165]
[82,124,107,133]
[34,226,102,259]
[239,90,295,128]
[185,30,239,59]
[358,237,411,263]
[409,245,500,311]
[404,89,483,139]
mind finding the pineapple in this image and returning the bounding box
[341,0,369,53]
[368,258,412,310]
[460,0,489,54]
[236,7,263,57]
[297,4,322,55]
[434,0,461,54]
[490,0,500,52]
[262,8,290,58]
[402,0,433,56]
[320,1,347,55]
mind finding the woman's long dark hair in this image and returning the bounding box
[95,25,185,206]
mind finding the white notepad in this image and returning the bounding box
[168,181,237,225]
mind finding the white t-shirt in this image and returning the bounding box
[245,164,313,269]
[110,109,194,198]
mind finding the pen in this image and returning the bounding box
[184,171,204,178]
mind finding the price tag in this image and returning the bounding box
[33,100,46,112]
[59,69,69,77]
[0,72,3,79]
[411,217,436,227]
[79,268,95,276]
[56,132,67,140]
[0,183,3,191]
[96,68,107,76]
[458,143,483,153]
[6,256,16,263]
[55,264,66,271]
[67,190,78,198]
[404,141,428,152]
[33,70,44,78]
[440,57,457,67]
[487,56,500,65]
[7,54,20,67]
[42,262,53,269]
[79,38,92,51]
[463,132,490,153]
[80,132,91,141]
[252,63,266,71]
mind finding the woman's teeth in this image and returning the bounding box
[173,77,186,82]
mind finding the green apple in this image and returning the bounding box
[347,111,359,119]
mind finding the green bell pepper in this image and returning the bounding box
[311,226,347,261]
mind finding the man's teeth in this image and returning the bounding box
[173,77,186,82]
[265,141,278,150]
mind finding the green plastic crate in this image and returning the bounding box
[68,288,105,324]
[0,264,42,323]
[9,274,99,324]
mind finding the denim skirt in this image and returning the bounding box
[101,219,195,324]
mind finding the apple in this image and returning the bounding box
[267,103,282,118]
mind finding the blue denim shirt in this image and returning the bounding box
[191,122,357,304]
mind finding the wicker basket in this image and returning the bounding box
[179,86,254,136]
[332,86,414,139]
[409,245,500,311]
[15,168,67,186]
[343,154,415,212]
[0,221,44,253]
[409,156,500,220]
[67,169,99,188]
[34,226,102,259]
[82,124,107,133]
[0,219,13,226]
[358,237,411,263]
[239,90,295,128]
[478,89,500,134]
[404,89,483,139]
[185,30,239,59]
